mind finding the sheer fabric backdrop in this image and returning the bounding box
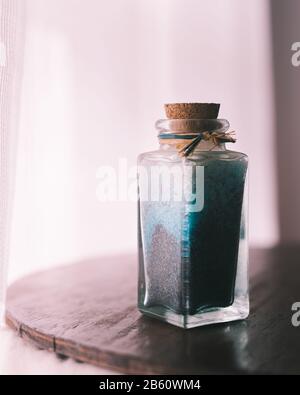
[9,0,277,282]
[0,0,24,321]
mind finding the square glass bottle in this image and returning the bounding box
[137,103,249,328]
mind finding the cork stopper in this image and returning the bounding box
[165,103,220,120]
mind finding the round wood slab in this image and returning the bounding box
[5,249,300,374]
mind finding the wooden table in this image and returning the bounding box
[5,247,300,374]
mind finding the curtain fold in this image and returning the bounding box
[0,0,25,321]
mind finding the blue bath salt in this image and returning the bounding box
[138,151,248,315]
[186,155,248,314]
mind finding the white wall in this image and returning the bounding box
[9,0,278,281]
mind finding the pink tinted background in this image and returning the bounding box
[10,0,278,281]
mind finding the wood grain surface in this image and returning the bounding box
[5,247,300,374]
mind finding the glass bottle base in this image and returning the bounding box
[139,295,249,329]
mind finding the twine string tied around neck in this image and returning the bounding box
[158,130,236,157]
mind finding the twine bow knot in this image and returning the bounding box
[159,131,236,157]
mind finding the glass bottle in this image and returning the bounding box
[137,103,249,328]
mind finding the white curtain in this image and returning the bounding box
[0,0,24,320]
[9,0,277,282]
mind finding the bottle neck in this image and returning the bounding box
[159,140,227,152]
[156,118,230,154]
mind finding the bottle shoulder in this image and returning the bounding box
[138,149,248,165]
[222,149,248,161]
[138,149,180,164]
